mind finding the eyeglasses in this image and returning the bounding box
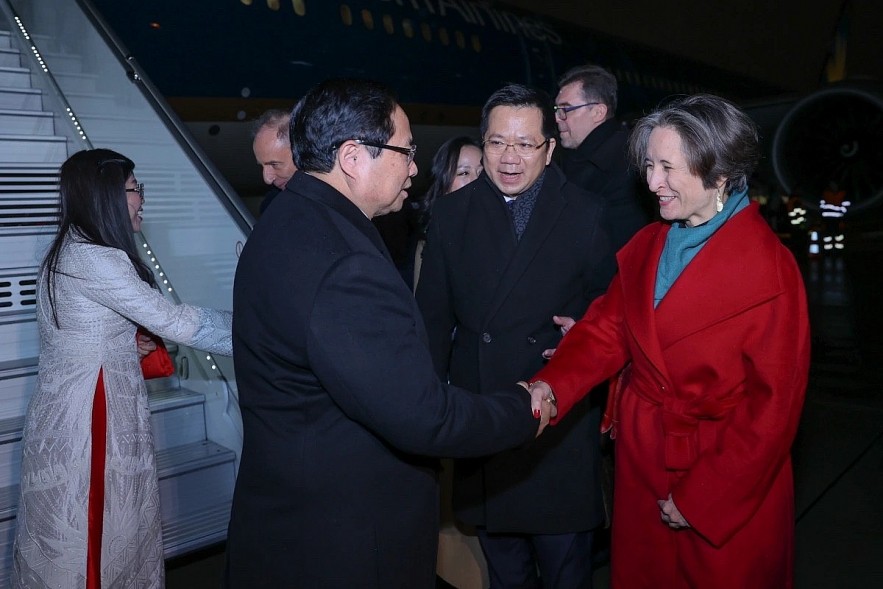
[354,139,417,164]
[126,183,145,201]
[482,139,549,157]
[553,102,600,120]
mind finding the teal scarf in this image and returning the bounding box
[654,189,749,308]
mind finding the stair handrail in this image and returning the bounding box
[0,0,243,451]
[73,0,255,235]
[0,0,93,153]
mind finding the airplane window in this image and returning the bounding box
[471,34,482,53]
[421,23,432,43]
[455,31,465,49]
[239,0,253,7]
[340,4,353,26]
[293,0,305,16]
[439,27,450,46]
[383,14,395,35]
[362,9,374,30]
[267,0,280,11]
[402,18,415,39]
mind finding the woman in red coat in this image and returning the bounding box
[528,94,810,588]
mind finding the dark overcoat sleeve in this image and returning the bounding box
[307,249,536,457]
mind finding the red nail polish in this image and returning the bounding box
[533,409,541,419]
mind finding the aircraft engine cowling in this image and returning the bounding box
[772,83,883,214]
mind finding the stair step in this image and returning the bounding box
[0,440,236,518]
[0,109,54,135]
[0,48,20,68]
[0,316,38,368]
[162,501,231,559]
[0,483,17,522]
[0,134,67,164]
[156,440,236,541]
[150,387,209,450]
[0,66,30,89]
[156,440,234,478]
[0,365,36,423]
[0,86,42,110]
[0,228,53,270]
[0,415,23,445]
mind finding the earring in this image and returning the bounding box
[715,189,724,213]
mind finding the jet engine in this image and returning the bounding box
[772,83,883,214]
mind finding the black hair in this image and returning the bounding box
[290,79,397,173]
[479,84,557,142]
[42,148,155,326]
[419,136,481,230]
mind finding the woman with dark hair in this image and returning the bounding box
[405,136,482,288]
[528,95,810,587]
[13,149,232,588]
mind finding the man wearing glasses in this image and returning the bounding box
[227,79,552,588]
[417,84,615,589]
[556,64,649,252]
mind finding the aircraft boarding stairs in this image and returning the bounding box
[0,1,249,581]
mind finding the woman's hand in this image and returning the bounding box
[137,333,157,358]
[657,493,690,529]
[519,380,558,435]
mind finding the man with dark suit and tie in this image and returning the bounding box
[416,84,615,589]
[226,79,552,588]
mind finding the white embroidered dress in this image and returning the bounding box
[12,237,232,588]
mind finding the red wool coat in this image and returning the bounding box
[534,203,810,588]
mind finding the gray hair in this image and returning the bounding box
[629,94,759,195]
[252,108,291,142]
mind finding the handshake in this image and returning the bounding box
[523,313,574,436]
[519,380,558,437]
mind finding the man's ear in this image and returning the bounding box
[337,141,362,179]
[544,138,556,165]
[595,103,609,122]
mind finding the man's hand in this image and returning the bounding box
[542,315,576,359]
[657,493,690,529]
[137,333,157,359]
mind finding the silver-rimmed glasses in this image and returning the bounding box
[482,139,549,157]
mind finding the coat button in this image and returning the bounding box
[482,332,492,343]
[527,336,537,345]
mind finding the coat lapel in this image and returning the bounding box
[654,204,784,350]
[483,167,567,323]
[619,223,671,380]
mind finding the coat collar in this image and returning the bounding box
[619,202,784,378]
[560,118,623,170]
[288,171,392,262]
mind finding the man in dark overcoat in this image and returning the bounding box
[416,84,615,588]
[556,64,650,253]
[225,79,550,589]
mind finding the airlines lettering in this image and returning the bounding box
[381,0,562,44]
